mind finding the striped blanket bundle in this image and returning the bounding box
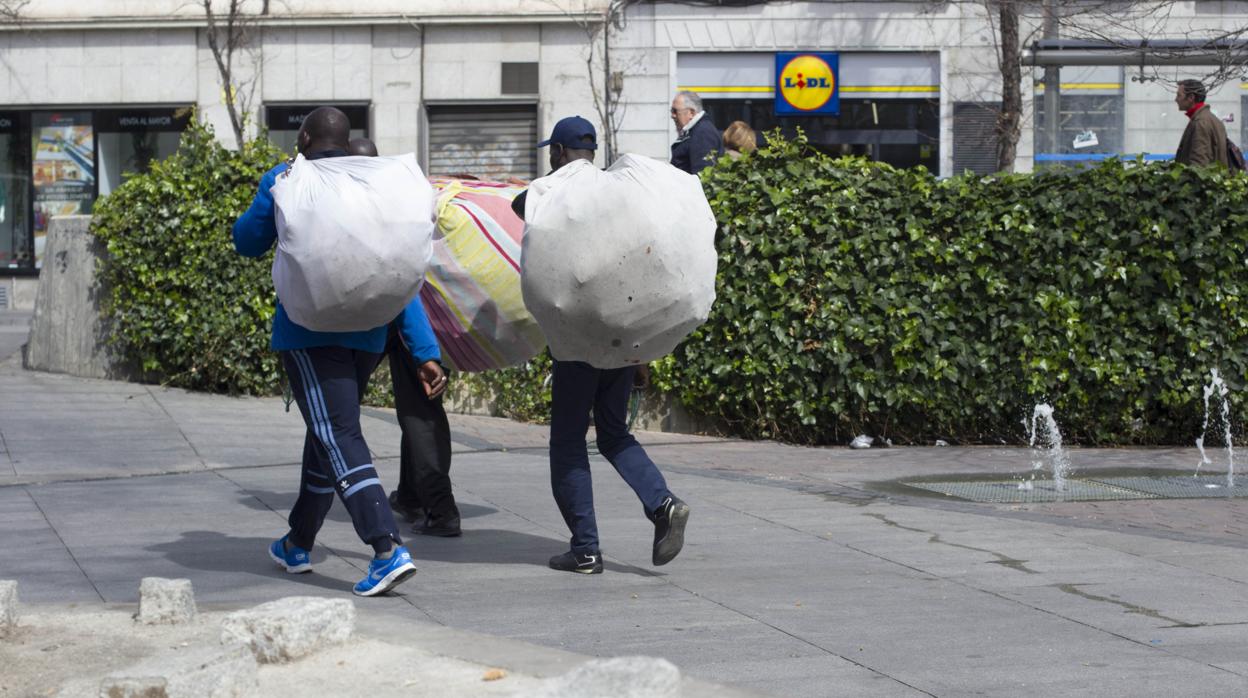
[421,178,546,372]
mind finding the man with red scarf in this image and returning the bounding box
[1175,79,1228,168]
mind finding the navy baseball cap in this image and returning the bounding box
[537,116,598,150]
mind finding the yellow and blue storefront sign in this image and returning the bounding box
[775,52,839,116]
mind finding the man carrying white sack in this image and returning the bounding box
[233,107,417,596]
[512,116,691,575]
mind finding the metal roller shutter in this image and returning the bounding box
[426,104,537,180]
[953,102,999,175]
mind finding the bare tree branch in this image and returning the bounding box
[200,0,264,147]
[544,0,635,163]
[1059,3,1248,91]
[0,0,28,22]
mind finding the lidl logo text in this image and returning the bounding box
[783,76,832,89]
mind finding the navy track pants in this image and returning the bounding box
[281,347,401,552]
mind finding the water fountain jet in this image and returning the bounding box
[1195,368,1235,488]
[1026,403,1071,492]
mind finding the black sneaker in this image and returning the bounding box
[652,495,690,566]
[412,513,461,538]
[388,491,425,524]
[548,550,603,574]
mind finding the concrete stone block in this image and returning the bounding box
[262,61,297,101]
[84,30,124,66]
[156,62,197,102]
[372,25,421,54]
[46,65,85,103]
[331,26,371,62]
[83,64,124,103]
[537,656,682,698]
[332,61,371,100]
[422,61,466,100]
[137,578,197,625]
[25,215,134,379]
[0,580,17,637]
[220,596,355,664]
[295,26,334,63]
[294,62,333,100]
[100,643,258,698]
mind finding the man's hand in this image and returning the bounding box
[419,360,448,398]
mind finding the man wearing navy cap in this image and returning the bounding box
[513,116,691,575]
[510,115,597,219]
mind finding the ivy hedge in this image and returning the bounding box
[654,132,1248,445]
[93,119,286,395]
[91,121,1248,445]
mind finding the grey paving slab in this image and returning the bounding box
[0,324,28,363]
[0,487,100,602]
[6,364,1248,696]
[700,658,921,698]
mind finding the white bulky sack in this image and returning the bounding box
[520,154,717,368]
[271,153,434,332]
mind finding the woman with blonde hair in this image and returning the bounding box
[722,120,758,158]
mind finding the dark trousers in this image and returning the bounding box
[281,347,401,553]
[549,360,670,554]
[387,327,457,521]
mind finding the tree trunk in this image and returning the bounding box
[996,0,1022,172]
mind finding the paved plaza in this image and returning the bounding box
[1,315,1246,696]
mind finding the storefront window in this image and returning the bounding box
[0,113,31,270]
[0,106,189,271]
[266,104,369,155]
[96,108,191,196]
[704,98,940,171]
[1033,67,1125,168]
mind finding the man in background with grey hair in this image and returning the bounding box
[1174,79,1228,168]
[670,90,722,174]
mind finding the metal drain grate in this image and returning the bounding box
[0,285,7,309]
[1090,475,1248,499]
[902,479,1158,503]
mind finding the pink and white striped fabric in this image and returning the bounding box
[421,178,546,372]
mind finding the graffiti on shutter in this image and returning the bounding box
[427,105,538,181]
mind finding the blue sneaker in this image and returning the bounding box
[268,535,312,574]
[353,546,417,597]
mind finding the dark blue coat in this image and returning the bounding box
[670,115,723,174]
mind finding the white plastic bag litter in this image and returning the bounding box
[519,155,717,368]
[271,153,434,332]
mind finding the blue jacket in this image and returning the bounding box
[232,152,388,353]
[393,295,441,364]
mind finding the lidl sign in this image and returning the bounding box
[775,52,839,116]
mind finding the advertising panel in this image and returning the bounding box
[32,112,95,268]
